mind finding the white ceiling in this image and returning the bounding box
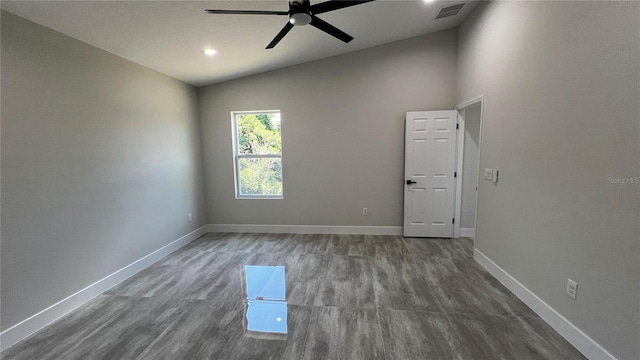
[2,0,477,86]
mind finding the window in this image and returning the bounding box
[232,111,283,198]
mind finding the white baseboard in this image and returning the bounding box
[207,224,402,236]
[0,225,209,352]
[460,227,476,238]
[473,249,617,360]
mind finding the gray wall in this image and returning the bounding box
[457,2,639,359]
[460,104,480,229]
[199,30,458,226]
[1,12,208,330]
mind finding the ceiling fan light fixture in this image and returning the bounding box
[203,48,217,56]
[289,12,311,26]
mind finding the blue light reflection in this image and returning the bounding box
[244,265,287,335]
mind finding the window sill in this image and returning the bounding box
[235,196,283,200]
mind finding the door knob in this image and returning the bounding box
[406,180,417,185]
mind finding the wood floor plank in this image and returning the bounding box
[1,295,132,360]
[174,251,248,301]
[450,237,474,259]
[313,255,375,308]
[135,299,243,360]
[303,306,385,360]
[364,235,407,259]
[402,237,453,259]
[57,296,188,360]
[422,258,537,317]
[282,254,327,306]
[378,308,469,360]
[371,256,440,312]
[179,232,231,252]
[105,251,215,298]
[448,313,586,360]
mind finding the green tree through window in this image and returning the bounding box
[234,112,282,197]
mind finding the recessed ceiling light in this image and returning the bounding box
[203,49,217,56]
[423,0,435,3]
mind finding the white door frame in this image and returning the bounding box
[453,95,484,239]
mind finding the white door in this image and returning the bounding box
[403,110,458,238]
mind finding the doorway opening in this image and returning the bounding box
[454,97,483,242]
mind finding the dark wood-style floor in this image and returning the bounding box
[2,233,586,360]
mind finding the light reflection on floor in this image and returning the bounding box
[243,265,288,336]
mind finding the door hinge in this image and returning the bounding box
[452,218,455,224]
[456,123,459,130]
[454,172,457,178]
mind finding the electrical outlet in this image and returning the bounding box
[188,213,193,222]
[362,208,368,216]
[566,279,578,300]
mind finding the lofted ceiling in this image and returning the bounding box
[2,0,477,86]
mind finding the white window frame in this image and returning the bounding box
[231,110,283,199]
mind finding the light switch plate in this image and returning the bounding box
[484,168,493,181]
[566,279,578,300]
[492,169,499,182]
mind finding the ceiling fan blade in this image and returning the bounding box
[205,9,288,15]
[309,16,353,43]
[266,22,295,49]
[310,0,374,15]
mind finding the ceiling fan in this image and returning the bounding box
[205,0,375,49]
